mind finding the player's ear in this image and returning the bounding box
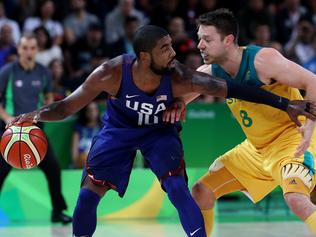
[224,34,235,47]
[139,51,151,65]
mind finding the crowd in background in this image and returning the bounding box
[0,0,316,167]
[1,0,316,100]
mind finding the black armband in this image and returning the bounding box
[226,79,289,111]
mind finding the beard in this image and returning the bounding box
[149,59,175,75]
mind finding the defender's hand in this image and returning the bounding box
[6,111,40,129]
[286,100,316,127]
[163,98,186,123]
[294,120,315,157]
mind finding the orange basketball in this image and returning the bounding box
[0,123,48,169]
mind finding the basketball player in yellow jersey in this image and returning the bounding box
[164,8,316,236]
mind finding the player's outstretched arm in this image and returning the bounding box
[255,48,316,156]
[8,57,122,126]
[171,61,316,125]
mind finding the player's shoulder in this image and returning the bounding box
[254,47,284,70]
[253,47,285,82]
[84,55,125,95]
[254,47,282,63]
[100,55,124,74]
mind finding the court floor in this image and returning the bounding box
[0,220,314,237]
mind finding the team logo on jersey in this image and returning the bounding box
[156,95,167,102]
[15,80,23,87]
[126,100,166,125]
[126,94,139,99]
[31,80,41,87]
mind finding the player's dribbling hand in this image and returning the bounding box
[286,100,316,127]
[6,111,40,129]
[163,98,186,123]
[295,119,316,157]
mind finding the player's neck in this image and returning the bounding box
[219,46,243,78]
[133,61,161,94]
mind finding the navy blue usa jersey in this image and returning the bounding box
[103,54,180,129]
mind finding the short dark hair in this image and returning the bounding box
[198,8,239,43]
[133,25,169,58]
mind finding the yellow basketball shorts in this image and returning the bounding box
[200,139,316,203]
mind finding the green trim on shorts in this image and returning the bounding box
[303,151,315,175]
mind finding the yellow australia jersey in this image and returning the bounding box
[211,45,305,149]
[226,83,304,149]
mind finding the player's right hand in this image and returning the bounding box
[286,100,316,127]
[6,111,40,129]
[294,119,315,157]
[163,98,186,123]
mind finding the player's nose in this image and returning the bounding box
[170,48,176,59]
[197,40,204,50]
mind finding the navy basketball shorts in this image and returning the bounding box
[82,125,184,197]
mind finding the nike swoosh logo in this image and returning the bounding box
[190,227,202,236]
[126,94,139,98]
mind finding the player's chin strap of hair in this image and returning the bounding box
[226,79,289,111]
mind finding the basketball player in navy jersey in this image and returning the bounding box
[9,25,316,237]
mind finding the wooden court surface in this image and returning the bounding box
[0,220,314,237]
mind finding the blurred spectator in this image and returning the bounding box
[135,0,157,16]
[197,0,218,15]
[168,17,196,62]
[184,49,203,70]
[67,22,109,77]
[71,101,101,168]
[238,0,275,45]
[150,0,180,29]
[63,0,100,40]
[85,0,115,21]
[63,26,76,47]
[275,0,310,45]
[48,59,70,101]
[11,0,36,29]
[304,34,316,74]
[34,26,63,67]
[179,0,200,38]
[105,0,147,44]
[23,0,63,45]
[284,16,315,65]
[0,2,20,45]
[109,16,140,57]
[306,0,316,26]
[0,24,17,68]
[251,23,282,52]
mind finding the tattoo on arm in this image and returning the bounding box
[191,71,227,97]
[176,62,227,97]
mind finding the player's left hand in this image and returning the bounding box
[163,98,186,123]
[295,119,316,157]
[286,100,316,127]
